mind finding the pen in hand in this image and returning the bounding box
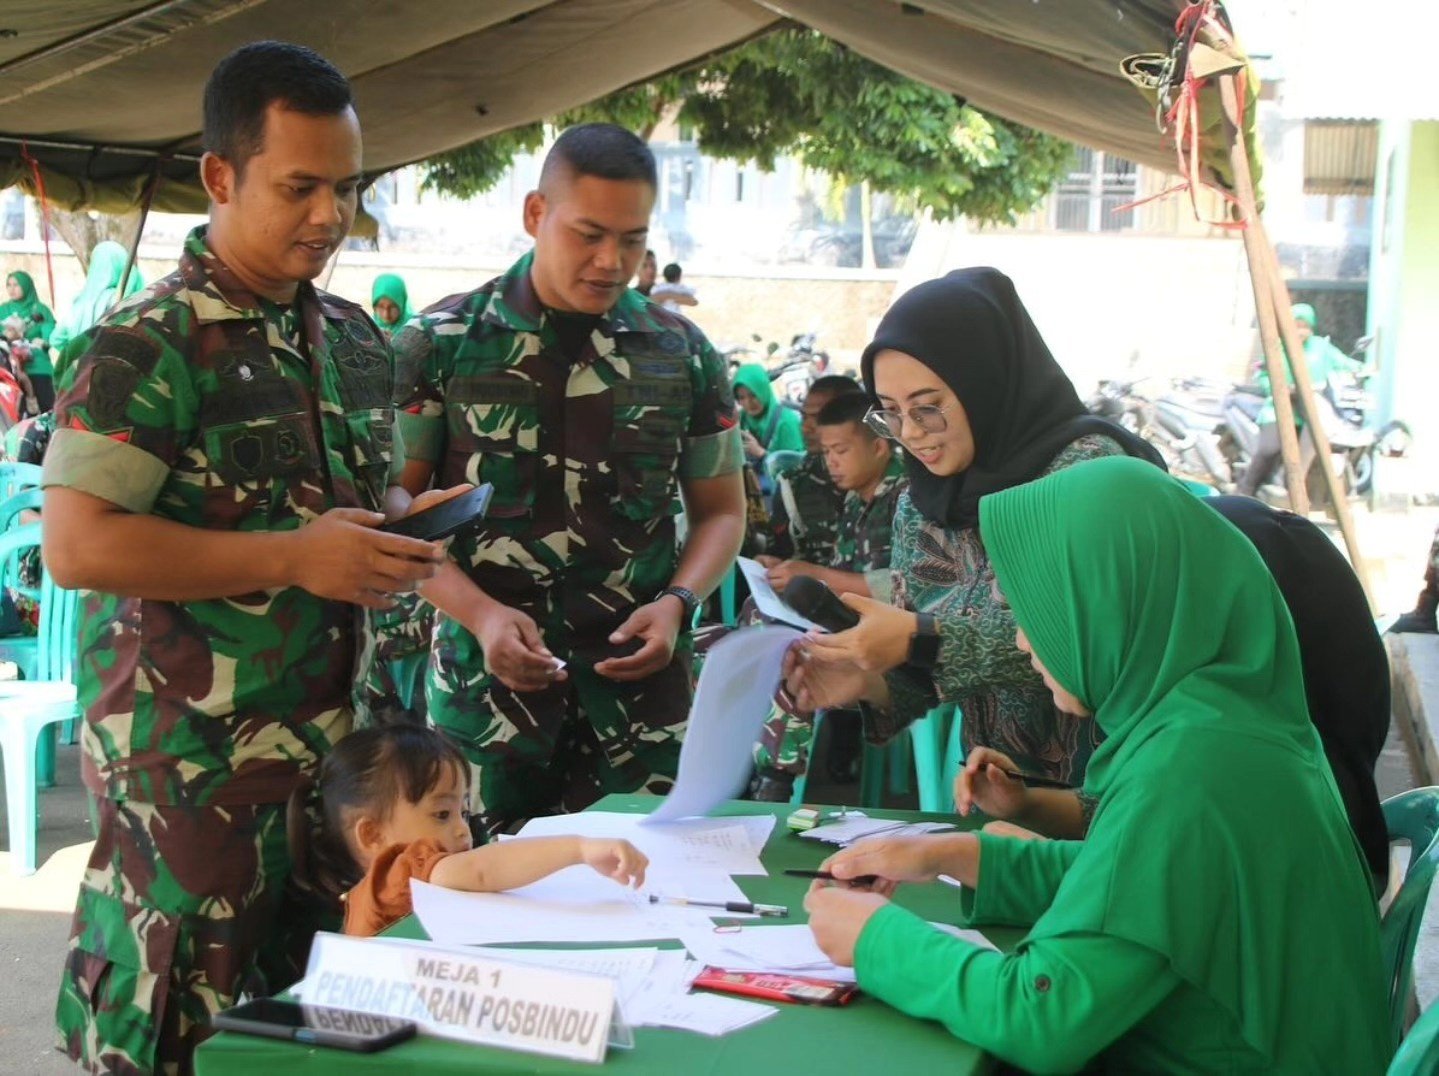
[994,767,1076,791]
[783,868,880,887]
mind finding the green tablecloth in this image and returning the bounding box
[195,795,1012,1075]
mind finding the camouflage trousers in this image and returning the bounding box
[56,797,331,1075]
[429,656,690,839]
[360,594,434,727]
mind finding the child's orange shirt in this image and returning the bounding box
[343,839,454,937]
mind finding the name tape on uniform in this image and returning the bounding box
[304,932,616,1063]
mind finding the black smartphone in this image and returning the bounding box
[381,484,493,541]
[568,637,644,667]
[211,998,416,1052]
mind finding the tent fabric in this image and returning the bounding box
[0,0,1191,212]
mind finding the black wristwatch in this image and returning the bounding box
[906,612,941,670]
[660,585,700,623]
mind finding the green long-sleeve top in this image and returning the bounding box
[857,828,1385,1074]
[864,433,1124,782]
[1255,333,1362,425]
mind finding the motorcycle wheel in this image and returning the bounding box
[1349,450,1373,497]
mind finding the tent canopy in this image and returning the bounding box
[0,0,1188,214]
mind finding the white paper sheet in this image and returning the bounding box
[630,991,777,1036]
[646,624,803,822]
[475,946,658,1009]
[797,812,957,847]
[679,925,858,983]
[737,557,819,631]
[515,811,774,875]
[411,875,718,946]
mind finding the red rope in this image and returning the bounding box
[18,141,58,308]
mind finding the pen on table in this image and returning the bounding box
[648,894,789,918]
[783,868,880,887]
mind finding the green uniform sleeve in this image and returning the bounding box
[856,903,1179,1074]
[392,319,446,464]
[679,335,742,478]
[960,833,1085,927]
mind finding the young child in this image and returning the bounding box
[287,725,649,937]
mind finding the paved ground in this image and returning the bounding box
[3,500,1436,1071]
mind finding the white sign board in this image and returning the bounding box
[304,932,616,1064]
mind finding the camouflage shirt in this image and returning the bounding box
[393,253,742,722]
[43,226,402,806]
[830,471,908,602]
[773,451,844,562]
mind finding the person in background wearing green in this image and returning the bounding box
[806,457,1390,1074]
[371,272,413,336]
[1237,301,1363,497]
[50,240,147,378]
[0,270,57,409]
[733,362,803,486]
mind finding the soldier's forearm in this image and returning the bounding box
[671,510,745,600]
[44,490,297,599]
[416,558,500,628]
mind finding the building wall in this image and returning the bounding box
[1369,120,1439,477]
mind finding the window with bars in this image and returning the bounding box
[1052,147,1139,232]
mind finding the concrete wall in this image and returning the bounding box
[1370,121,1439,483]
[1,228,1260,398]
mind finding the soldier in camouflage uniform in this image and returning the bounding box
[43,44,457,1075]
[760,375,860,564]
[395,125,745,839]
[752,392,908,796]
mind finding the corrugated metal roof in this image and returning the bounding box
[1304,121,1379,195]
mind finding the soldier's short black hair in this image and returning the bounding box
[203,41,354,176]
[542,123,657,189]
[817,390,877,434]
[806,375,862,403]
[662,263,682,283]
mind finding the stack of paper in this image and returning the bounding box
[680,925,858,983]
[797,811,956,847]
[516,812,775,876]
[629,990,777,1037]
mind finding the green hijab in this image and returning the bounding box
[732,363,803,451]
[980,457,1387,1066]
[371,273,414,335]
[53,241,146,357]
[0,271,56,344]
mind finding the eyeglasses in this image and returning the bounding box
[864,404,955,440]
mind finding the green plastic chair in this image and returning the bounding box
[0,524,81,874]
[1180,478,1219,498]
[1381,787,1439,1047]
[0,487,47,681]
[790,703,961,811]
[1389,998,1439,1075]
[0,461,43,500]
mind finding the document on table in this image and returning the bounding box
[629,990,776,1037]
[737,557,819,631]
[646,624,803,822]
[797,811,956,847]
[680,924,858,983]
[516,811,775,875]
[411,873,720,946]
[476,946,658,1010]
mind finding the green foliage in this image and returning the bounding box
[421,30,1074,224]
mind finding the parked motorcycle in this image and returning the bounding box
[1087,377,1230,487]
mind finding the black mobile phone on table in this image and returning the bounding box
[381,483,493,542]
[210,998,416,1053]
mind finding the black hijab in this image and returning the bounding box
[860,267,1162,528]
[1206,495,1392,881]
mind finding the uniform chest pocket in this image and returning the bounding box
[345,407,395,510]
[611,409,685,520]
[446,377,541,519]
[204,412,321,489]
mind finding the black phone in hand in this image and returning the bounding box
[381,484,493,541]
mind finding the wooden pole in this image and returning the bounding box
[1218,76,1308,513]
[1258,238,1377,607]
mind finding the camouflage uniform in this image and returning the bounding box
[754,470,909,774]
[45,226,398,1074]
[360,596,434,726]
[394,253,741,838]
[769,450,844,562]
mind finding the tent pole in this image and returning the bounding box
[118,160,164,301]
[1217,76,1307,513]
[1258,228,1376,606]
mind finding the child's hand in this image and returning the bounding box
[580,838,648,888]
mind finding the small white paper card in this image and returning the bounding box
[737,557,819,631]
[304,932,615,1064]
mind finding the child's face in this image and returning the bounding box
[368,762,474,860]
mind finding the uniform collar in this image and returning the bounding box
[179,225,319,326]
[481,249,657,336]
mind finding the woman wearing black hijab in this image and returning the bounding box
[789,268,1161,788]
